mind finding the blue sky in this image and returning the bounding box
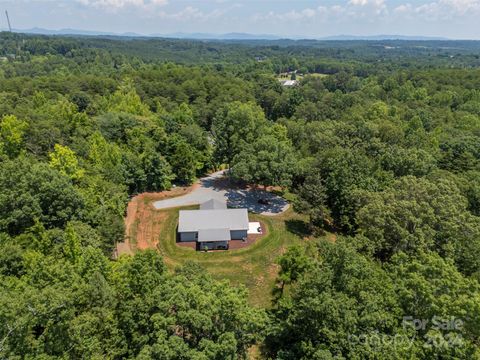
[1,0,479,39]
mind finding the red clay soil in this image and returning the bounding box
[176,222,267,251]
[117,184,198,256]
[115,172,277,257]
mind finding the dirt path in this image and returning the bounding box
[117,185,196,257]
[117,171,290,257]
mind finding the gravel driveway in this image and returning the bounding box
[152,171,289,215]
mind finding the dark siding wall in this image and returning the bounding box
[179,232,197,241]
[230,229,247,240]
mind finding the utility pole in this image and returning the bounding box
[5,10,12,32]
[5,10,18,59]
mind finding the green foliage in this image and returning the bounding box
[315,147,391,231]
[77,175,127,252]
[64,222,82,264]
[1,34,480,359]
[49,143,85,181]
[276,245,312,286]
[0,114,27,158]
[230,127,296,188]
[293,171,329,231]
[0,157,84,235]
[212,101,267,166]
[106,79,151,116]
[87,131,124,184]
[357,176,480,275]
[388,252,480,359]
[266,239,409,359]
[266,240,480,359]
[0,251,265,359]
[167,136,198,185]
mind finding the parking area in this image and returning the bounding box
[153,170,289,215]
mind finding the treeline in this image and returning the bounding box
[0,34,480,358]
[2,32,480,73]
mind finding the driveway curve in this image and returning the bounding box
[152,170,289,215]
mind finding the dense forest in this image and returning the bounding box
[0,32,480,359]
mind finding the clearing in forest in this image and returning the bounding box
[119,176,313,306]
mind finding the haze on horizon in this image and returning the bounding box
[0,0,479,40]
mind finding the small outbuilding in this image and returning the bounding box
[281,79,298,87]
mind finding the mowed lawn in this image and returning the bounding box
[154,205,309,307]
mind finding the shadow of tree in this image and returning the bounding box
[225,188,289,214]
[271,281,284,305]
[285,219,312,238]
[155,170,289,214]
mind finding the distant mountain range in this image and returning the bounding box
[10,28,283,39]
[7,28,450,41]
[321,34,448,41]
[152,32,283,40]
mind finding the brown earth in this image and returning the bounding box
[117,184,197,257]
[115,172,288,258]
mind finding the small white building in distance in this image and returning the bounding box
[281,79,299,87]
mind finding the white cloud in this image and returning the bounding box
[76,0,167,10]
[252,0,389,23]
[155,6,228,22]
[251,0,480,26]
[349,0,387,15]
[252,8,317,21]
[349,0,370,6]
[440,0,480,14]
[393,3,412,13]
[394,0,480,19]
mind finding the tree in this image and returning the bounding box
[0,157,84,235]
[0,250,266,359]
[0,114,27,158]
[230,129,296,188]
[314,147,390,232]
[439,135,480,172]
[276,245,312,293]
[379,146,436,177]
[463,171,480,216]
[107,79,151,116]
[87,131,124,184]
[49,144,85,181]
[294,171,329,231]
[78,175,127,252]
[388,251,480,358]
[212,101,267,166]
[140,145,174,191]
[121,143,173,193]
[168,137,198,185]
[265,239,408,359]
[356,176,480,275]
[64,222,81,264]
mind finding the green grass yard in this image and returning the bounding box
[277,72,329,82]
[155,206,310,307]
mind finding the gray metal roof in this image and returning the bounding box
[198,228,231,242]
[200,198,227,210]
[178,208,249,233]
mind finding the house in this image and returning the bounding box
[200,198,227,210]
[281,79,298,87]
[178,199,249,250]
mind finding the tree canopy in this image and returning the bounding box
[1,33,480,359]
